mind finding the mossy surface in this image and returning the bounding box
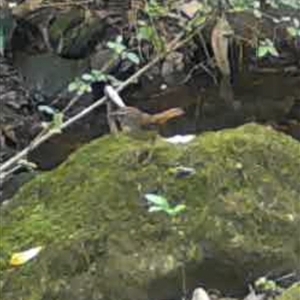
[276,284,300,300]
[0,124,299,300]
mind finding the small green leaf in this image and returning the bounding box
[281,16,291,22]
[83,85,92,93]
[145,0,168,17]
[107,39,126,55]
[115,44,126,55]
[257,39,278,58]
[137,26,153,41]
[165,204,186,217]
[253,9,262,18]
[253,1,260,9]
[76,90,84,96]
[106,41,116,49]
[68,82,78,92]
[172,204,186,214]
[116,35,123,44]
[82,73,94,81]
[50,113,64,134]
[145,194,169,208]
[95,74,107,81]
[148,206,164,213]
[257,46,269,57]
[37,105,57,116]
[287,27,300,37]
[90,70,107,81]
[125,52,140,65]
[293,18,299,28]
[269,46,279,57]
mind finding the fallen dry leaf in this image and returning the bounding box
[10,246,43,266]
[211,14,233,76]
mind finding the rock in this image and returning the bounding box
[13,52,89,98]
[0,124,299,300]
[47,7,106,58]
[0,56,36,160]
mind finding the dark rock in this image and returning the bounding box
[1,124,299,300]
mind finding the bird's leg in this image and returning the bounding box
[107,102,120,134]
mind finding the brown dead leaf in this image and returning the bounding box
[0,125,18,146]
[180,0,203,19]
[211,14,233,76]
[128,0,146,28]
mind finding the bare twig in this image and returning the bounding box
[181,60,218,84]
[62,94,82,113]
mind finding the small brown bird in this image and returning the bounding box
[110,106,185,140]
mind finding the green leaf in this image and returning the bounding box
[137,26,153,41]
[90,70,107,81]
[172,204,186,214]
[167,210,178,217]
[76,90,84,96]
[95,74,107,81]
[253,9,262,18]
[91,70,104,76]
[107,39,126,55]
[257,38,279,58]
[83,84,92,93]
[293,18,299,28]
[68,82,78,92]
[106,41,116,49]
[257,46,269,58]
[166,204,186,217]
[148,206,164,213]
[115,44,126,55]
[37,105,57,116]
[269,46,279,57]
[287,27,300,37]
[145,0,168,17]
[144,194,169,208]
[125,52,140,65]
[50,113,64,134]
[116,35,123,44]
[82,73,94,81]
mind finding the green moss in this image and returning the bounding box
[0,124,299,300]
[277,285,300,300]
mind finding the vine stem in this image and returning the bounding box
[0,23,206,174]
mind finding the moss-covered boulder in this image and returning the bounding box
[1,124,299,300]
[276,284,300,300]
